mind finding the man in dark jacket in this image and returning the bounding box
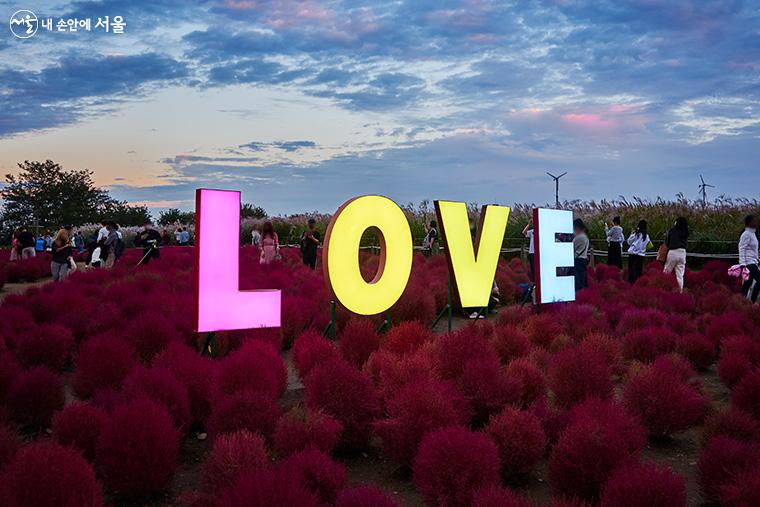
[135,220,161,264]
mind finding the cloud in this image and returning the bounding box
[0,52,188,137]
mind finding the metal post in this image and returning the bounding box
[322,300,336,339]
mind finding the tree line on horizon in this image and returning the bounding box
[2,160,758,254]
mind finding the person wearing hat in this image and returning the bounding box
[135,219,161,265]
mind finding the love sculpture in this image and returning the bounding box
[193,188,575,333]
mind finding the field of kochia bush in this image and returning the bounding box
[0,245,759,506]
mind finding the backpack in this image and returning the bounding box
[114,238,125,259]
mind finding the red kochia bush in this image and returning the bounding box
[7,367,64,427]
[364,348,434,399]
[339,318,381,368]
[701,408,760,445]
[14,323,74,372]
[0,424,19,468]
[382,320,433,355]
[273,407,342,458]
[154,342,216,425]
[280,449,347,505]
[622,327,677,363]
[505,357,546,406]
[492,325,531,364]
[430,326,499,380]
[217,467,318,507]
[374,378,470,466]
[216,340,287,401]
[127,311,181,362]
[292,331,341,380]
[305,358,380,449]
[0,441,102,507]
[336,485,400,507]
[121,366,191,431]
[732,370,760,421]
[52,402,109,461]
[719,467,760,507]
[548,346,613,408]
[97,399,180,497]
[675,333,716,370]
[207,390,281,441]
[486,407,546,481]
[549,399,645,501]
[600,462,686,507]
[718,353,753,389]
[0,351,20,404]
[523,313,564,349]
[458,355,521,423]
[73,334,137,399]
[697,436,760,503]
[413,426,501,507]
[622,357,710,437]
[471,485,533,507]
[201,430,268,494]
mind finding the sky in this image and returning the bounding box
[1,0,759,215]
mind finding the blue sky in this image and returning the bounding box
[1,0,759,214]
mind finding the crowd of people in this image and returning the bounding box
[6,212,760,305]
[517,214,760,302]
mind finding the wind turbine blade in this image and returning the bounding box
[559,171,568,178]
[546,172,556,178]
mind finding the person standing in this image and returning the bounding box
[663,217,689,292]
[251,224,261,246]
[573,219,590,290]
[605,216,624,269]
[300,218,320,269]
[135,220,162,264]
[9,229,19,262]
[160,228,171,246]
[50,228,73,281]
[627,220,650,284]
[423,220,440,255]
[739,214,760,303]
[522,221,535,281]
[17,226,36,259]
[260,221,279,265]
[100,221,120,269]
[73,231,85,254]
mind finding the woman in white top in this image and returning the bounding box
[739,214,760,302]
[605,216,624,269]
[627,219,649,284]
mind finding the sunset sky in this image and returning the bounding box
[1,0,759,215]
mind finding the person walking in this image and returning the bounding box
[423,220,440,255]
[627,220,650,284]
[573,219,590,290]
[260,221,279,265]
[135,220,162,264]
[17,226,36,259]
[522,221,535,281]
[50,228,73,281]
[663,217,689,292]
[605,216,624,269]
[300,218,320,269]
[739,214,760,303]
[179,227,190,245]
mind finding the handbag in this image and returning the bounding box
[656,243,668,263]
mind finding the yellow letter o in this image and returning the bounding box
[323,195,413,316]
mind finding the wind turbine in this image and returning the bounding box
[698,175,714,206]
[547,171,567,209]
